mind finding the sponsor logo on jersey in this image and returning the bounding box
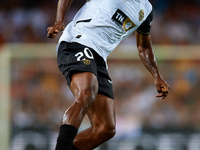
[83,59,91,65]
[139,9,144,21]
[112,9,136,32]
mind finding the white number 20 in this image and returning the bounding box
[75,48,94,61]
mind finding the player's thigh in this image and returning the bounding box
[70,72,98,98]
[87,94,116,129]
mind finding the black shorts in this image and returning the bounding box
[57,41,114,99]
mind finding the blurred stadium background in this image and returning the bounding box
[0,0,200,150]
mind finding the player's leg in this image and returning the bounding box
[62,72,98,128]
[72,94,116,150]
[55,72,98,150]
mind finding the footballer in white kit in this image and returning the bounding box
[58,0,153,61]
[47,0,169,149]
[56,0,153,99]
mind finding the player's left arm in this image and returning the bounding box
[135,32,170,100]
[135,10,169,100]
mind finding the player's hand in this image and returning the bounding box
[154,77,170,100]
[47,23,64,38]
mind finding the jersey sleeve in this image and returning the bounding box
[136,10,153,35]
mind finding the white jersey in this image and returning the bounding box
[58,0,153,63]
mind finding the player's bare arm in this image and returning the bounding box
[135,31,170,100]
[47,0,74,38]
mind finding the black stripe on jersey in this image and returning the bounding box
[75,18,92,26]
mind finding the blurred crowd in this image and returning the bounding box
[0,0,200,44]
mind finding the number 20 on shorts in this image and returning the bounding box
[75,48,94,61]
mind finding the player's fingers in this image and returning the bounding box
[158,84,169,93]
[156,92,168,100]
[47,32,57,38]
[156,93,163,97]
[161,95,167,100]
[47,29,54,37]
[47,24,64,38]
[47,26,54,33]
[157,86,162,93]
[161,85,166,91]
[162,85,170,94]
[47,27,58,38]
[47,26,57,33]
[47,27,50,32]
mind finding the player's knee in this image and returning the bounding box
[105,125,116,139]
[76,87,97,106]
[99,124,116,140]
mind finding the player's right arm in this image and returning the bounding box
[47,0,74,38]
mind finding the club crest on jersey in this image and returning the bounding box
[83,59,91,65]
[139,9,144,21]
[112,9,136,32]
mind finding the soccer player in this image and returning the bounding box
[47,0,170,149]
